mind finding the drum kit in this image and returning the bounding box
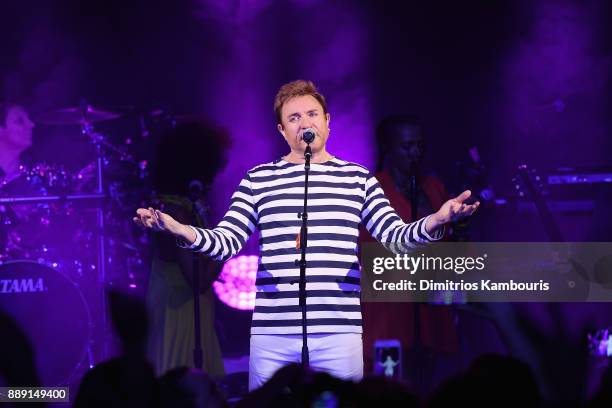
[0,103,158,386]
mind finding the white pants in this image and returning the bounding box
[248,333,363,391]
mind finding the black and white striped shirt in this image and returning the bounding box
[180,157,442,335]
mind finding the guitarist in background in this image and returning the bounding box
[360,114,460,394]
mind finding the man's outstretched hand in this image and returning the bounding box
[426,190,480,234]
[133,207,196,243]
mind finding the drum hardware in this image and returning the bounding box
[75,101,156,358]
[1,102,159,369]
[35,105,123,126]
[83,124,136,164]
[77,104,112,360]
[0,259,95,385]
[0,193,106,205]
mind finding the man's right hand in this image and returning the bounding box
[133,207,174,232]
[133,207,192,237]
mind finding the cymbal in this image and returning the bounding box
[36,105,123,125]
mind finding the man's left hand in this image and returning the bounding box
[427,190,480,232]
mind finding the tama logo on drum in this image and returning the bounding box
[0,278,46,293]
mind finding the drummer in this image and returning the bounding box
[0,102,34,182]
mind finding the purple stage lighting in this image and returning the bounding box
[213,255,258,310]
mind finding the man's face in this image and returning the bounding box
[277,95,330,154]
[388,124,424,173]
[0,106,34,149]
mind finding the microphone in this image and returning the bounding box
[188,180,204,202]
[302,128,316,144]
[188,179,209,226]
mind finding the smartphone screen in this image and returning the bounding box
[374,339,402,380]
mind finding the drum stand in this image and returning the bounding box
[80,112,138,363]
[80,118,135,362]
[81,120,109,363]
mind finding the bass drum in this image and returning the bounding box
[0,260,92,386]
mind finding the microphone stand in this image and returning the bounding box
[295,142,313,368]
[189,193,204,370]
[409,171,425,394]
[409,173,418,224]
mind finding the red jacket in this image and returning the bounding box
[361,170,459,372]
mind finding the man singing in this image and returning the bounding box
[134,80,479,390]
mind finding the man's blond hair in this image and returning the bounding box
[274,80,328,125]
